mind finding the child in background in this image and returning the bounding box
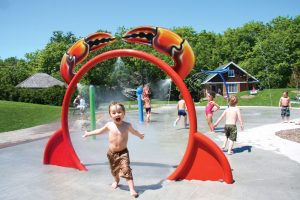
[142,84,151,122]
[82,102,144,198]
[214,95,244,155]
[142,95,151,122]
[205,91,220,133]
[279,91,291,123]
[174,94,188,128]
[78,96,86,115]
[143,84,150,97]
[73,95,80,107]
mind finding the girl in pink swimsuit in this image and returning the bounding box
[205,91,220,133]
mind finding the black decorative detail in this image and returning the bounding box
[85,37,115,48]
[169,39,185,55]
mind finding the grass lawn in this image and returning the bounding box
[1,88,299,133]
[196,88,300,107]
[0,100,61,133]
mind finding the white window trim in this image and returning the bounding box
[227,83,238,93]
[228,69,235,77]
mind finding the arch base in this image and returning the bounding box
[168,132,233,184]
[43,128,87,171]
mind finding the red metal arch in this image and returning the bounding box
[43,49,233,184]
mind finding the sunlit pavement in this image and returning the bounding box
[0,106,300,200]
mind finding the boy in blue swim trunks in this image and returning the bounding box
[174,94,188,127]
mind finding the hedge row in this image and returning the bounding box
[0,85,68,106]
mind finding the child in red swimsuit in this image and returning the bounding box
[205,91,220,133]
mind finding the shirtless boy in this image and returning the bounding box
[279,91,291,123]
[142,95,151,122]
[214,95,244,155]
[82,102,144,198]
[174,94,188,127]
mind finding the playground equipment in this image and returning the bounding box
[202,68,230,100]
[43,26,233,184]
[89,85,96,139]
[136,86,144,123]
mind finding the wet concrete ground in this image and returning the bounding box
[0,106,300,200]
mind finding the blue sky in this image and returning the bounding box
[0,0,299,59]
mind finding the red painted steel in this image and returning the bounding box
[43,49,233,184]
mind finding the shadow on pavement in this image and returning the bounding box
[118,180,165,195]
[233,145,252,154]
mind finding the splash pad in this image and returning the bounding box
[43,26,233,184]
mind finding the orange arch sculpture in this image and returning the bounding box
[43,26,233,184]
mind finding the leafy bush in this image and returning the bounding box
[0,85,66,106]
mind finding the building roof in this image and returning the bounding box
[16,73,65,88]
[201,61,259,84]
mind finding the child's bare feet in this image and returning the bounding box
[127,179,138,197]
[130,191,139,198]
[111,177,120,189]
[173,121,177,127]
[111,181,119,189]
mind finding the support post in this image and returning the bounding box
[136,86,144,123]
[89,85,96,139]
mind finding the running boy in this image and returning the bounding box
[82,102,144,198]
[279,91,291,123]
[174,94,188,128]
[214,95,244,155]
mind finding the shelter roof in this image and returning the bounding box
[16,73,64,88]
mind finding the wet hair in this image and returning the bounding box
[228,95,238,106]
[108,102,126,115]
[207,91,216,98]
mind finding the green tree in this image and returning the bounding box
[0,57,30,86]
[2,15,300,102]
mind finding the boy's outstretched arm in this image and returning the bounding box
[128,124,144,139]
[82,124,109,137]
[213,110,226,128]
[237,107,244,131]
[278,97,282,107]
